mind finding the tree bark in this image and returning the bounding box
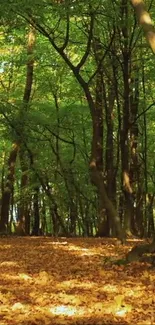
[118,0,136,235]
[32,186,40,236]
[0,143,19,232]
[130,0,155,53]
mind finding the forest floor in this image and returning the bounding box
[0,237,154,325]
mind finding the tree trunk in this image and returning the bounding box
[32,186,40,236]
[129,64,142,236]
[120,0,133,235]
[118,0,155,262]
[50,203,60,236]
[90,168,125,241]
[0,143,19,232]
[130,0,155,54]
[104,68,117,236]
[40,193,47,235]
[147,194,155,237]
[16,149,30,235]
[92,36,110,237]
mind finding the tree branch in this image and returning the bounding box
[88,31,115,85]
[76,14,94,71]
[60,10,70,51]
[131,101,155,125]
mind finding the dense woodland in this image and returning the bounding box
[0,0,155,250]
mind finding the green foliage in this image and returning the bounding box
[0,0,155,237]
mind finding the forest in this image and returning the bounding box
[0,0,155,324]
[1,0,155,252]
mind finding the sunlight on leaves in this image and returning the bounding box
[115,308,127,316]
[0,245,11,250]
[50,241,68,246]
[19,273,32,281]
[0,261,18,267]
[102,284,118,293]
[49,305,84,316]
[12,302,25,311]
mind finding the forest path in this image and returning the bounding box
[0,236,154,325]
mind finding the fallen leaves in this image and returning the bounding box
[0,237,154,324]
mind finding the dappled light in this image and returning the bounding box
[0,237,154,324]
[49,305,84,316]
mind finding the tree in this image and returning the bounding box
[120,0,155,263]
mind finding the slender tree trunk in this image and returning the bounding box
[104,68,117,236]
[69,198,77,235]
[16,149,29,235]
[147,194,155,237]
[17,27,35,233]
[40,193,47,235]
[129,63,143,235]
[92,37,110,237]
[119,0,134,235]
[32,186,40,236]
[49,203,59,236]
[142,60,148,236]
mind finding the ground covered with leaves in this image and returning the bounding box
[0,237,155,325]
